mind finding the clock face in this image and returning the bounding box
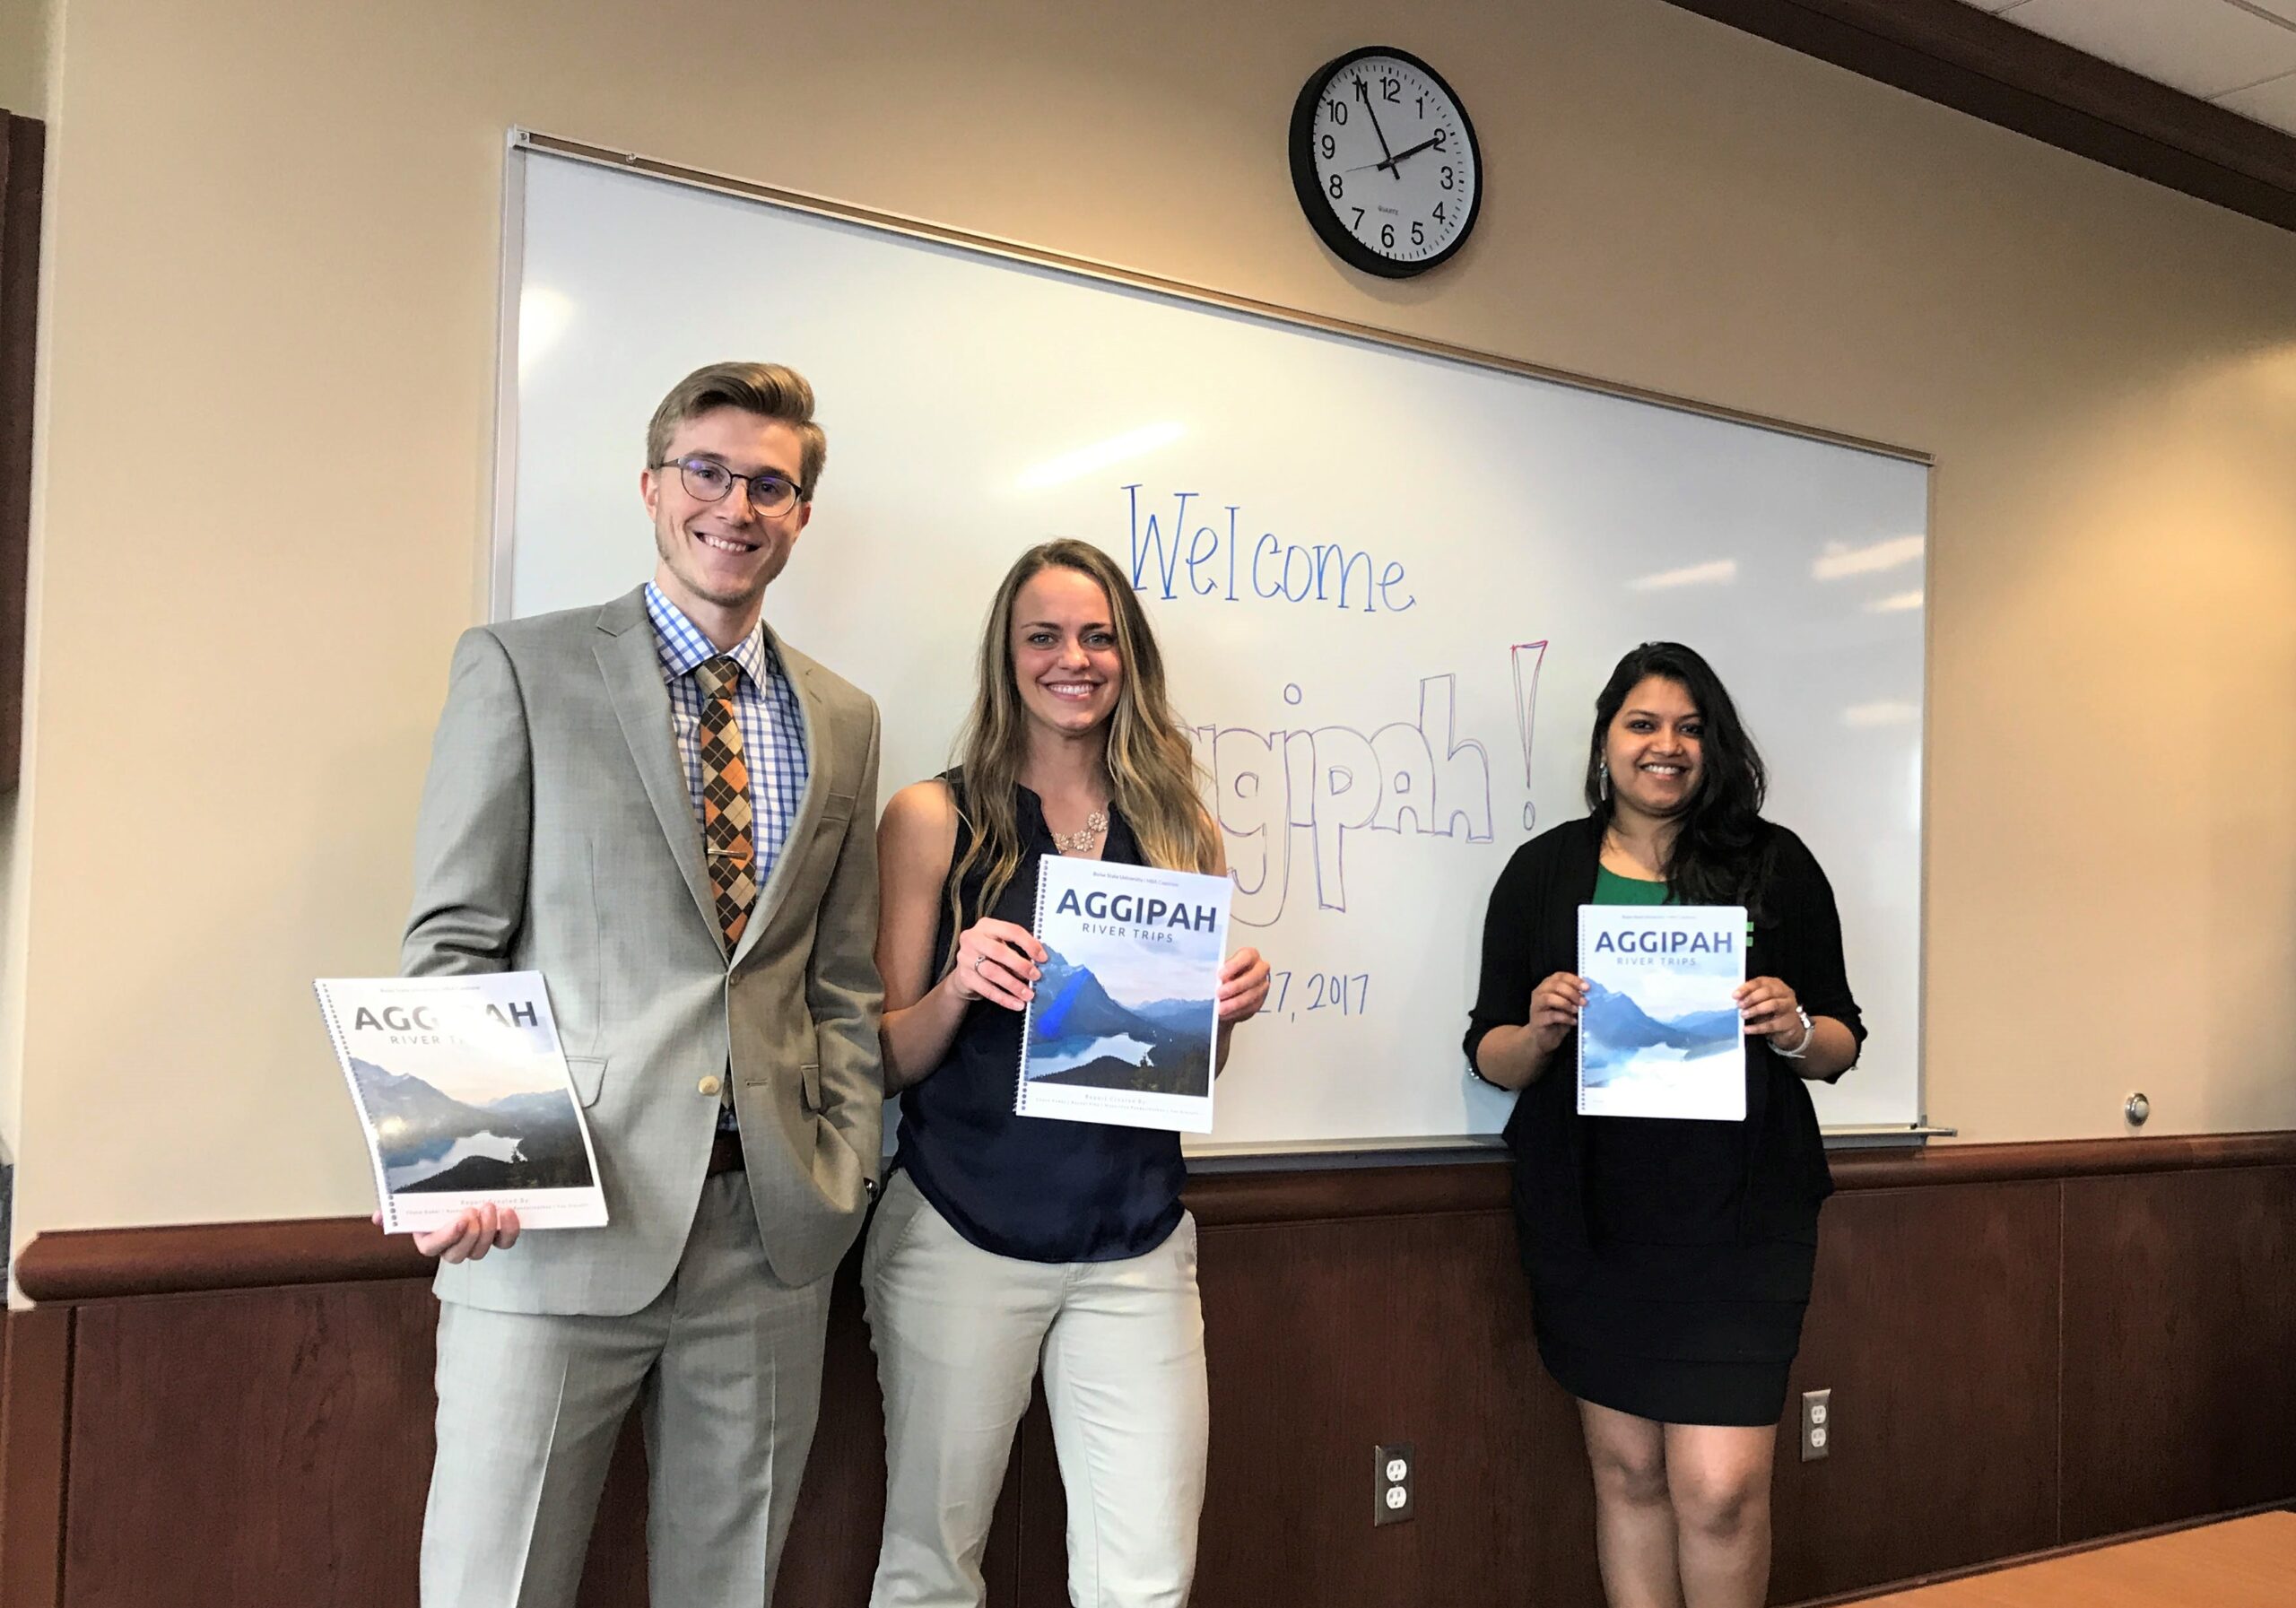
[1289,48,1482,278]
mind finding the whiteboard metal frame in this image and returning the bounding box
[491,126,1940,1153]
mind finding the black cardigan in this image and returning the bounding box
[1464,816,1866,1256]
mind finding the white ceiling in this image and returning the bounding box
[1961,0,2296,134]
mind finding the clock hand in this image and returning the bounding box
[1377,135,1443,174]
[1353,77,1401,181]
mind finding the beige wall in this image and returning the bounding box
[0,0,52,120]
[7,0,2294,1248]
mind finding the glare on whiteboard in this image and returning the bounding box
[1628,558,1738,591]
[520,287,574,377]
[1813,534,1924,580]
[1016,422,1187,491]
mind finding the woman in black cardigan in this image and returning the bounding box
[1465,642,1863,1608]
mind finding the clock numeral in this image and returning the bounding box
[1440,166,1455,191]
[1380,223,1395,248]
[1433,202,1448,223]
[1411,222,1425,247]
[1320,134,1335,159]
[1381,76,1400,102]
[1325,99,1348,126]
[1327,173,1344,201]
[1416,93,1427,117]
[1431,128,1448,150]
[1351,207,1365,230]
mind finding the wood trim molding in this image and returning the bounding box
[16,1215,430,1302]
[1657,0,2296,234]
[1833,1130,2296,1191]
[0,112,45,791]
[15,1130,2292,1304]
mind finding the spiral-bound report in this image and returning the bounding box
[314,972,608,1232]
[1014,856,1231,1134]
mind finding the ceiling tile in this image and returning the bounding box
[2216,67,2296,133]
[2236,0,2296,26]
[2002,0,2296,99]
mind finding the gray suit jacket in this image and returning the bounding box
[402,586,883,1316]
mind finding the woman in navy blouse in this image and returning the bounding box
[864,538,1269,1608]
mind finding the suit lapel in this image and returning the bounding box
[595,588,724,952]
[729,632,831,971]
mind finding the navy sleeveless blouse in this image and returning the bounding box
[892,778,1187,1264]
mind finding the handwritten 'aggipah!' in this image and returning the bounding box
[1589,928,1736,956]
[1050,888,1222,933]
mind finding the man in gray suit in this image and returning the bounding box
[400,361,883,1607]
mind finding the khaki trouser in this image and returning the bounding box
[863,1169,1209,1608]
[421,1171,832,1608]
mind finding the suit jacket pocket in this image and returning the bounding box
[566,1056,608,1108]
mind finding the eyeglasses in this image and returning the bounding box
[654,456,804,517]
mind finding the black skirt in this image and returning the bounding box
[1530,1236,1816,1427]
[1526,1117,1821,1428]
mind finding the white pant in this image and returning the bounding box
[862,1169,1209,1608]
[420,1171,832,1608]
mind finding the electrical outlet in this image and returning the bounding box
[1373,1441,1415,1525]
[1800,1388,1831,1463]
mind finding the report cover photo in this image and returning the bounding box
[1017,856,1232,1134]
[1576,904,1748,1122]
[314,972,608,1232]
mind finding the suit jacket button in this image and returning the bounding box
[698,1075,723,1098]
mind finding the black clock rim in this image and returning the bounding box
[1288,45,1483,281]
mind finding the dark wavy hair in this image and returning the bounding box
[1582,642,1776,917]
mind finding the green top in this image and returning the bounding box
[1593,865,1669,906]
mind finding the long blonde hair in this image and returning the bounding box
[944,540,1221,964]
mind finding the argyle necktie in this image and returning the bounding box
[692,656,759,950]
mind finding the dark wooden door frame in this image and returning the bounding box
[0,110,42,793]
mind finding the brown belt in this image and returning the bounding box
[707,1129,745,1177]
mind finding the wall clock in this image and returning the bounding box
[1289,47,1483,278]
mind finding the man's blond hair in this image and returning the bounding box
[645,361,827,497]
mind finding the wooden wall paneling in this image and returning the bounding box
[572,1410,648,1608]
[2058,1164,2296,1542]
[1004,1387,1060,1608]
[62,1280,433,1608]
[1770,1180,2062,1604]
[13,1135,2296,1608]
[0,1306,69,1608]
[0,112,44,790]
[1186,1208,1597,1608]
[771,1251,914,1608]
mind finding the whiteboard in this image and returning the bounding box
[502,142,1929,1151]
